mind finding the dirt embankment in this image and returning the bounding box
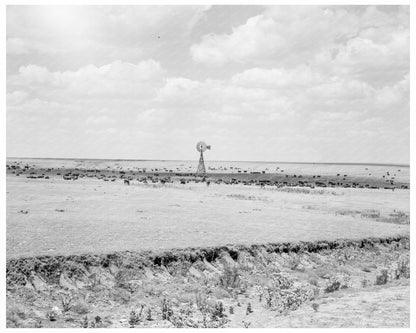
[7,236,410,328]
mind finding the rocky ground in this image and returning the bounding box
[6,236,410,328]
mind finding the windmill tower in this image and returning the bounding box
[196,141,211,175]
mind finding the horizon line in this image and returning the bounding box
[6,156,410,168]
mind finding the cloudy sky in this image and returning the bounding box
[6,5,409,163]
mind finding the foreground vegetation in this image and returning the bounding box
[6,236,409,328]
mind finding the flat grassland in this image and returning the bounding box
[7,176,409,258]
[6,161,410,328]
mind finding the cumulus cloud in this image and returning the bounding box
[191,5,409,78]
[9,60,165,99]
[231,66,323,89]
[6,5,409,163]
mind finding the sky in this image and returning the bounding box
[6,5,410,164]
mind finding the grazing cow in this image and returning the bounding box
[124,180,130,186]
[206,181,210,187]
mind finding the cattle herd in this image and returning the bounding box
[6,161,409,190]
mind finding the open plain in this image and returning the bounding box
[6,159,410,328]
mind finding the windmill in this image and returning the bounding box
[196,141,211,175]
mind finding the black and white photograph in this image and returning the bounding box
[4,2,413,329]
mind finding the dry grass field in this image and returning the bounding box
[7,176,409,258]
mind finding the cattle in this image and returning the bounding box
[124,180,130,185]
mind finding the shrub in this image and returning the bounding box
[146,308,153,321]
[246,303,253,315]
[80,315,89,328]
[219,265,241,290]
[375,269,389,285]
[272,272,294,289]
[361,279,371,288]
[324,275,350,293]
[161,298,174,321]
[325,280,341,293]
[393,259,410,279]
[195,292,208,311]
[260,284,314,312]
[60,293,73,312]
[128,305,144,327]
[212,301,226,320]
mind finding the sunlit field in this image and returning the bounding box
[7,174,409,258]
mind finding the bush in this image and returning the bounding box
[129,305,144,327]
[195,292,208,311]
[259,284,314,312]
[161,298,174,320]
[324,275,350,293]
[325,280,341,293]
[375,269,389,285]
[361,279,371,288]
[219,264,241,290]
[60,293,73,312]
[393,260,410,279]
[212,301,226,319]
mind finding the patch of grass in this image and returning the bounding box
[335,209,361,217]
[6,304,28,328]
[195,291,208,311]
[272,187,342,196]
[111,287,131,304]
[287,255,302,271]
[360,210,381,219]
[71,300,89,314]
[308,278,319,287]
[378,211,410,225]
[225,194,269,201]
